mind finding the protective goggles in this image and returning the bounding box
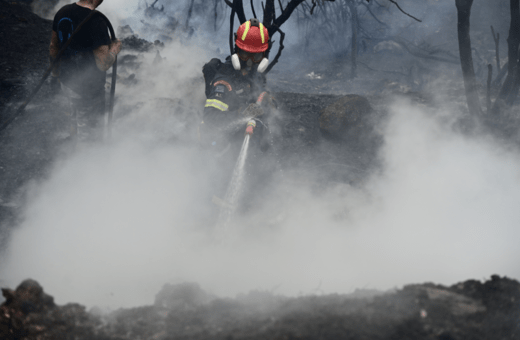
[238,49,264,63]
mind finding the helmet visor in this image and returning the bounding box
[238,49,264,63]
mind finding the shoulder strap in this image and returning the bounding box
[202,58,222,97]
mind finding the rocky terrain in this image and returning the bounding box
[1,1,520,339]
[1,275,520,339]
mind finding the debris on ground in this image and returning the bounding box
[1,276,519,339]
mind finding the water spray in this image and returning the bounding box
[215,119,256,232]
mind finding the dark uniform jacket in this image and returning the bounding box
[201,57,271,150]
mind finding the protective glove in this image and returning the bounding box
[256,91,278,109]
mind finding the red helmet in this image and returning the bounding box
[235,18,269,53]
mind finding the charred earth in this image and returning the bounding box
[1,276,520,340]
[1,1,520,339]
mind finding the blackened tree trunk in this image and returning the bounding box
[493,0,520,112]
[455,0,482,115]
[504,0,520,105]
[185,0,196,29]
[214,0,219,32]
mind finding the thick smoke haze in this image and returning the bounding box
[2,94,520,308]
[1,0,519,309]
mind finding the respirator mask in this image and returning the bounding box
[232,49,269,73]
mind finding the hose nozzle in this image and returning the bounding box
[245,120,256,135]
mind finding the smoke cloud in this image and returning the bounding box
[1,0,519,310]
[2,89,520,308]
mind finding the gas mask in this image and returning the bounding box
[232,53,269,74]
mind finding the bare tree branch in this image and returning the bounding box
[268,0,336,36]
[264,28,285,74]
[263,0,276,27]
[310,1,317,15]
[360,1,388,27]
[271,0,308,35]
[388,0,422,22]
[391,37,459,64]
[250,0,257,18]
[493,0,520,111]
[229,1,236,55]
[487,64,493,113]
[234,0,247,24]
[185,0,195,29]
[491,26,501,74]
[455,0,482,115]
[278,0,284,13]
[214,0,219,31]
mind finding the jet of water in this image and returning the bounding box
[216,134,251,232]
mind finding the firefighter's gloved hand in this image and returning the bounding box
[256,91,278,110]
[242,103,264,119]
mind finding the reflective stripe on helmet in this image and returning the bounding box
[241,21,251,41]
[259,23,265,44]
[205,99,229,111]
[235,18,269,53]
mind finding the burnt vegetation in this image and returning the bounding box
[1,0,520,339]
[1,276,520,339]
[456,0,520,119]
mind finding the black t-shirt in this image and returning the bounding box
[53,4,111,96]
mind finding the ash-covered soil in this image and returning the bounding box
[2,275,520,339]
[1,1,520,339]
[0,0,63,236]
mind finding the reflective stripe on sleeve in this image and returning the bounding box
[241,21,251,41]
[205,99,229,111]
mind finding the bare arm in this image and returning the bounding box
[49,31,60,76]
[93,39,122,72]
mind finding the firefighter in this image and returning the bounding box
[200,18,275,154]
[49,0,121,142]
[200,19,281,216]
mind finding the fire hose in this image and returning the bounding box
[0,10,118,133]
[244,91,269,135]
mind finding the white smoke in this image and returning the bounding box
[2,0,520,310]
[38,0,231,45]
[2,87,520,308]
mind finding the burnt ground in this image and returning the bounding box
[0,0,64,236]
[1,0,520,339]
[1,275,520,339]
